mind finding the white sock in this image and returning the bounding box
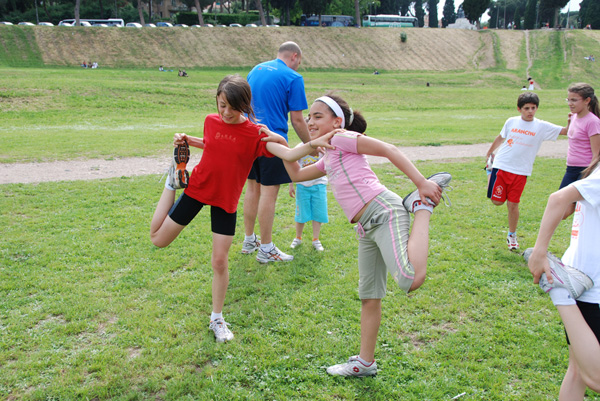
[245,233,256,242]
[548,287,576,306]
[260,242,274,252]
[414,202,434,214]
[356,355,374,365]
[211,312,223,321]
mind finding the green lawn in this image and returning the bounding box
[1,67,597,400]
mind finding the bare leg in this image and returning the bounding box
[312,221,322,240]
[150,188,185,248]
[258,184,280,245]
[407,209,431,291]
[211,233,234,314]
[359,299,382,362]
[557,305,600,393]
[507,201,519,233]
[295,222,305,239]
[559,348,587,401]
[243,179,260,237]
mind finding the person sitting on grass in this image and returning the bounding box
[485,92,568,251]
[149,75,336,343]
[282,93,452,377]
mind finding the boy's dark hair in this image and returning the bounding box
[517,92,540,108]
[216,74,256,122]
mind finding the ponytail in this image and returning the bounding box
[320,93,368,134]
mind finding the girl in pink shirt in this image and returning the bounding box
[560,83,600,189]
[282,94,452,377]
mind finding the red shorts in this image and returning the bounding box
[487,169,527,203]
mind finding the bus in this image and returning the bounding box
[300,15,355,27]
[58,18,125,27]
[362,15,418,27]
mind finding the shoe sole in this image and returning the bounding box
[174,141,190,188]
[241,247,258,254]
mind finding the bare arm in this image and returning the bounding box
[590,134,600,158]
[559,113,573,136]
[174,133,204,149]
[265,130,337,162]
[290,110,310,143]
[527,185,584,283]
[356,135,441,206]
[282,160,326,182]
[486,135,504,159]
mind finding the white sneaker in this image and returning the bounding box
[290,238,302,249]
[507,234,519,251]
[241,234,260,254]
[523,248,594,299]
[256,246,294,263]
[312,239,324,251]
[326,356,377,377]
[209,318,234,343]
[403,172,452,213]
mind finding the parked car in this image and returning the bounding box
[156,22,173,27]
[216,24,227,27]
[191,24,201,28]
[203,24,214,27]
[58,21,73,26]
[126,22,142,28]
[174,23,189,27]
[38,22,54,26]
[229,23,242,27]
[245,23,258,27]
[266,24,280,27]
[0,21,14,25]
[18,22,35,26]
[78,21,92,26]
[145,23,156,27]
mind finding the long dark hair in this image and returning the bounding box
[216,75,256,123]
[317,93,367,134]
[568,83,600,119]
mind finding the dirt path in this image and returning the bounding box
[0,141,568,185]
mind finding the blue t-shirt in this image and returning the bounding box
[247,58,308,142]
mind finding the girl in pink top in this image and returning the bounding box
[282,93,452,377]
[559,83,600,189]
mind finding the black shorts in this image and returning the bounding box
[168,192,237,236]
[565,301,600,345]
[248,156,291,186]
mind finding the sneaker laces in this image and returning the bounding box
[437,184,453,207]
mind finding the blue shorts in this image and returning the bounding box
[248,156,291,186]
[295,184,329,224]
[559,165,586,189]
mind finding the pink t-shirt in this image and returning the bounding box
[567,112,600,167]
[314,131,387,222]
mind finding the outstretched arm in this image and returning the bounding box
[486,135,503,159]
[527,185,583,284]
[356,135,441,206]
[174,133,204,149]
[266,130,338,162]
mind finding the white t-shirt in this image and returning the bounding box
[297,154,328,187]
[562,166,600,304]
[492,116,562,176]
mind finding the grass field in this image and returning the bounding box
[1,61,599,400]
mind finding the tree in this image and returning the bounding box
[513,5,521,28]
[75,0,81,25]
[256,0,266,25]
[580,0,600,29]
[428,0,439,26]
[523,0,536,28]
[355,0,360,26]
[137,0,145,25]
[539,0,568,27]
[442,0,456,27]
[414,0,425,26]
[462,0,491,26]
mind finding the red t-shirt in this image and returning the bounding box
[184,114,273,213]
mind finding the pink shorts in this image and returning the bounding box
[487,169,527,204]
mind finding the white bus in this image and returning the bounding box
[362,15,418,27]
[58,18,125,27]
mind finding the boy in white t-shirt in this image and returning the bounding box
[485,92,568,250]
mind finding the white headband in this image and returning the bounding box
[316,96,345,128]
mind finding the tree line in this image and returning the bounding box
[1,0,596,29]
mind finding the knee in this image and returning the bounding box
[212,257,229,274]
[150,234,170,248]
[583,374,600,393]
[409,274,425,292]
[491,200,504,206]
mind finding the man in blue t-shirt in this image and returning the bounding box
[241,41,310,263]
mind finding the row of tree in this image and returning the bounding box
[1,0,595,29]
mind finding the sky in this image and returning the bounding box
[439,0,583,23]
